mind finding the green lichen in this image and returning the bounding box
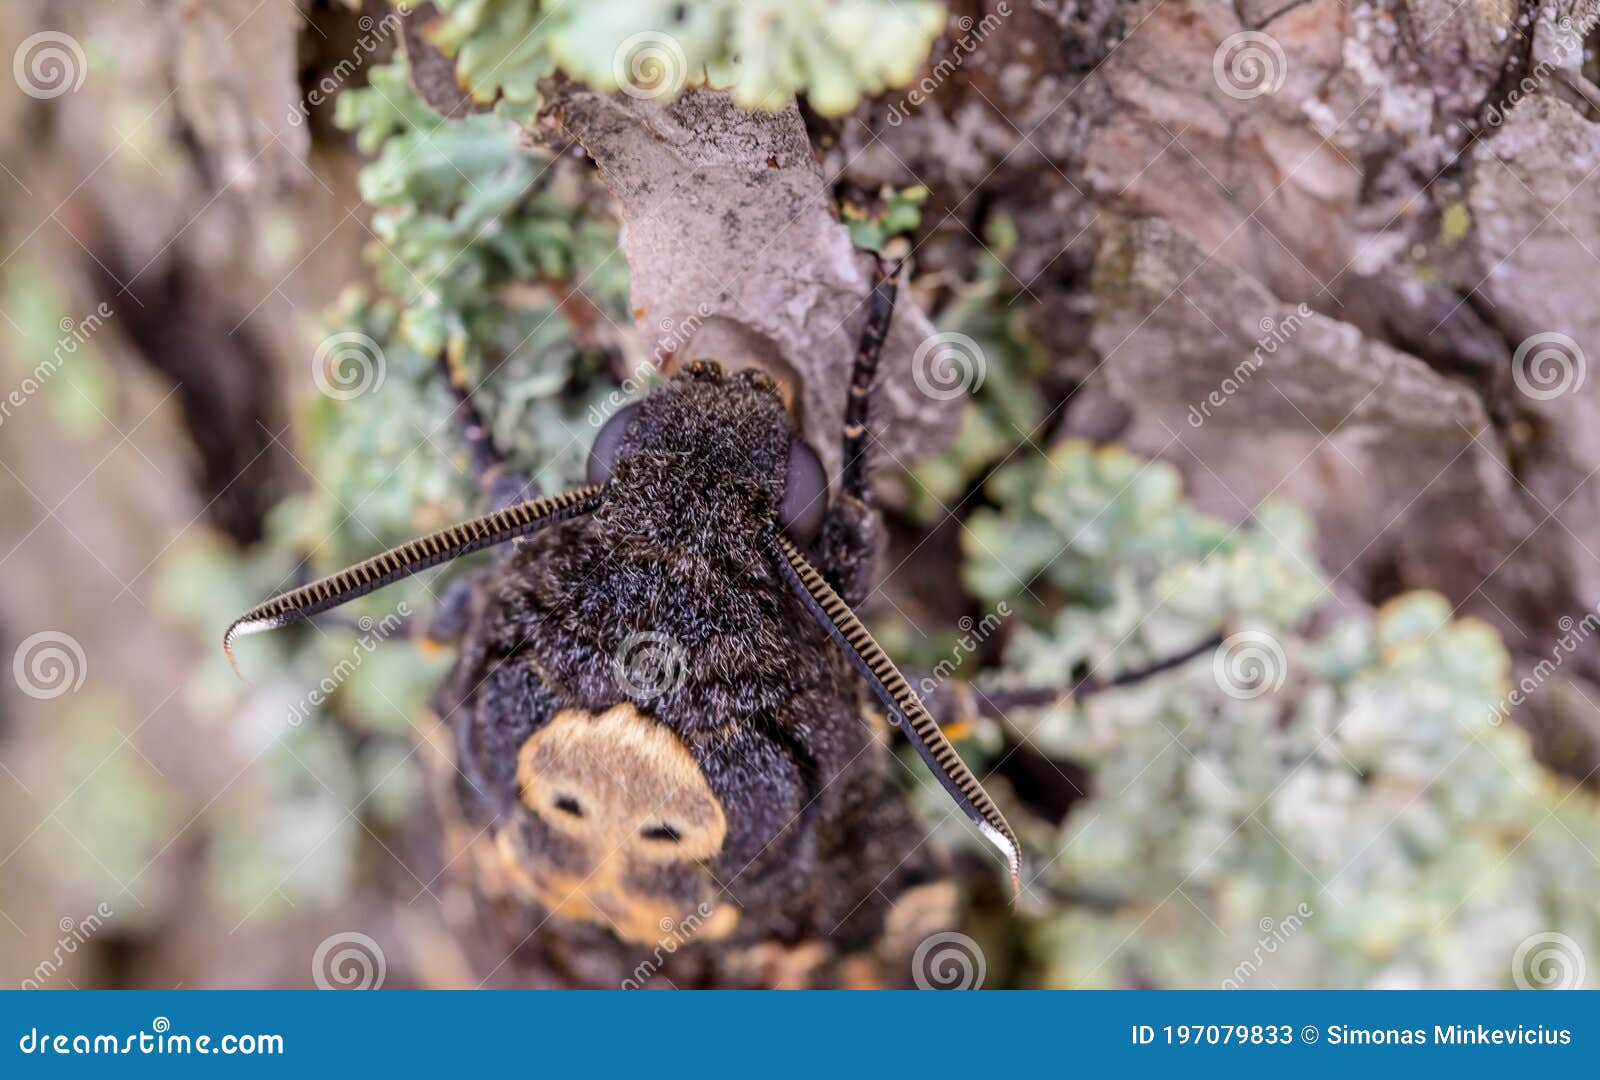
[842,184,927,252]
[418,0,947,117]
[0,261,113,440]
[1439,203,1471,246]
[912,440,1600,988]
[901,215,1050,521]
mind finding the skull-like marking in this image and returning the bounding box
[510,704,737,944]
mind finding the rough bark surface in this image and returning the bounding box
[820,0,1600,779]
[541,83,959,478]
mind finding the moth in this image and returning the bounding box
[225,262,1206,977]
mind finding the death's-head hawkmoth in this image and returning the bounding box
[226,261,1209,984]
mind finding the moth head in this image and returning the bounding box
[587,359,829,545]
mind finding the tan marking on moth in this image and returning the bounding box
[510,704,736,944]
[727,940,834,990]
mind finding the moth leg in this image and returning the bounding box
[813,255,901,606]
[913,631,1227,731]
[272,343,526,651]
[839,254,900,504]
[815,493,882,609]
[419,568,495,651]
[311,610,417,638]
[436,350,541,512]
[418,354,536,651]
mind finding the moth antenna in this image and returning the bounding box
[223,485,604,678]
[767,532,1023,901]
[920,631,1225,725]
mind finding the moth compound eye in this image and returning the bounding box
[779,438,828,544]
[587,402,642,487]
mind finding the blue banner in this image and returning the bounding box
[3,990,1595,1075]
